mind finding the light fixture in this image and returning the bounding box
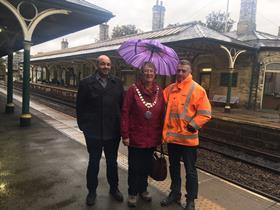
[202,68,212,72]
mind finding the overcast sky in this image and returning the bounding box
[31,0,280,55]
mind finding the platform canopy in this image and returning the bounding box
[0,0,114,56]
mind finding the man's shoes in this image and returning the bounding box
[127,195,137,207]
[184,200,195,210]
[86,192,96,206]
[110,188,124,202]
[140,191,152,202]
[160,191,181,206]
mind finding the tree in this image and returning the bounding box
[206,11,234,33]
[112,24,142,38]
[0,58,5,70]
[0,58,6,79]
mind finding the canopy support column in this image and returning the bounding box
[20,41,32,126]
[220,45,246,113]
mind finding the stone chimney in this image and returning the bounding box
[152,0,165,30]
[61,39,68,49]
[99,23,109,41]
[237,0,257,35]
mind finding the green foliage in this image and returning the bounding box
[112,24,142,38]
[0,58,6,76]
[206,11,234,33]
[0,58,5,68]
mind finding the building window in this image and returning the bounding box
[220,73,238,87]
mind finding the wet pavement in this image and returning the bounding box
[0,89,279,210]
[0,97,182,210]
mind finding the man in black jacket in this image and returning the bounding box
[76,55,124,206]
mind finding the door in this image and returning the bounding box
[263,72,280,110]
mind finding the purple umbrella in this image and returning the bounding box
[118,39,179,75]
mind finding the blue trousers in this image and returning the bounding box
[167,143,198,200]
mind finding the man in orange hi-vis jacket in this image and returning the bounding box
[160,60,211,210]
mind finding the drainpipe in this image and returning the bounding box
[254,63,261,110]
[247,49,258,109]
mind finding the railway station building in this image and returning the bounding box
[29,0,280,111]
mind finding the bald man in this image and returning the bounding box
[76,55,124,206]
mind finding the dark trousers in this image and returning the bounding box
[167,143,198,200]
[85,136,120,193]
[128,147,155,196]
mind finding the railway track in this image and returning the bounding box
[199,136,280,174]
[196,148,280,203]
[1,82,279,202]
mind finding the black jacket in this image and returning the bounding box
[76,73,124,140]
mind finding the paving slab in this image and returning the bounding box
[0,89,279,210]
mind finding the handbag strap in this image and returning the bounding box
[159,144,165,158]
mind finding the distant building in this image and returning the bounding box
[226,0,280,110]
[3,51,23,81]
[152,0,165,30]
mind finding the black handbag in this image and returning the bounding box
[150,145,167,181]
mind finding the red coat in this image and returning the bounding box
[121,81,165,148]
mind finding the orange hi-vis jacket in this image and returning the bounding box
[162,74,211,147]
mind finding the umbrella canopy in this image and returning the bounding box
[118,39,179,75]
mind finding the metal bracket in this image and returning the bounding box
[0,0,70,42]
[220,45,246,69]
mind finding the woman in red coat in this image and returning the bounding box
[121,62,165,207]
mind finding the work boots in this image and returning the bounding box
[86,191,96,206]
[184,199,195,210]
[109,188,124,202]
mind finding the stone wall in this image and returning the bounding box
[193,53,253,107]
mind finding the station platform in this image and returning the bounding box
[0,91,279,210]
[212,107,280,130]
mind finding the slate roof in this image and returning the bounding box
[225,30,280,48]
[31,21,252,62]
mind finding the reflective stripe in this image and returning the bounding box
[181,82,196,116]
[169,82,196,120]
[170,113,193,121]
[182,115,193,121]
[189,120,200,130]
[166,132,198,139]
[196,110,212,117]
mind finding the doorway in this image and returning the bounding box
[199,72,211,96]
[263,71,280,110]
